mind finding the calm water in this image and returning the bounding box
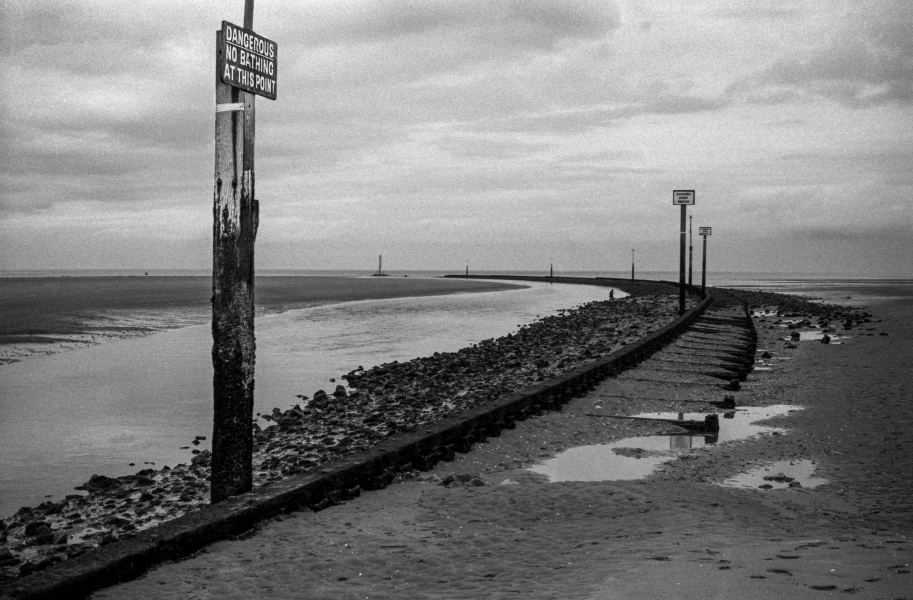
[0,279,618,516]
[528,405,798,482]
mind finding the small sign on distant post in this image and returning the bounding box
[673,190,695,205]
[220,21,278,100]
[699,227,712,236]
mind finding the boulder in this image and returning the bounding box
[32,525,54,545]
[24,521,51,537]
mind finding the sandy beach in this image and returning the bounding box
[57,283,909,599]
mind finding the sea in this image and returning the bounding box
[1,269,910,517]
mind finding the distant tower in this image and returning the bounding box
[372,255,388,276]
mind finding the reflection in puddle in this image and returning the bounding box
[529,405,800,482]
[721,460,827,490]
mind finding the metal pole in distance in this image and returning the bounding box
[679,204,687,315]
[211,0,258,505]
[701,234,708,294]
[631,249,634,280]
[688,215,693,287]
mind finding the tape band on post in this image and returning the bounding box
[216,103,245,112]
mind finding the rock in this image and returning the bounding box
[333,385,347,398]
[191,449,212,467]
[97,531,118,546]
[75,474,120,494]
[106,516,131,528]
[32,525,53,544]
[821,334,831,344]
[23,521,51,537]
[51,531,68,545]
[761,351,772,359]
[788,481,802,488]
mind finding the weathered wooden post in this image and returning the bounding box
[679,205,686,312]
[699,226,712,294]
[688,215,693,287]
[673,191,695,315]
[211,1,277,504]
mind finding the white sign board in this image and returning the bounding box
[699,227,712,236]
[673,190,695,205]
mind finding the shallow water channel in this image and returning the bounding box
[529,405,801,482]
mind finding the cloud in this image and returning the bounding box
[288,0,619,48]
[730,1,913,107]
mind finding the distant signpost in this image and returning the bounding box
[673,190,695,314]
[699,226,712,236]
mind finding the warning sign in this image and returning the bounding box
[220,21,277,100]
[672,190,695,205]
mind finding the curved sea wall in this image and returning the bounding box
[1,277,717,600]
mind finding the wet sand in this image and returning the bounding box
[84,288,912,599]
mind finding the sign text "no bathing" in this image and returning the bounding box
[221,21,277,100]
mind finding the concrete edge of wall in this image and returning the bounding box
[1,277,711,600]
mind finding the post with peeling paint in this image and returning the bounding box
[211,2,258,504]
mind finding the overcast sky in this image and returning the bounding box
[1,0,911,275]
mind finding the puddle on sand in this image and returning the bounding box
[529,405,800,482]
[784,330,849,344]
[721,459,827,490]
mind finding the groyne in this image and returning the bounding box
[1,276,718,600]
